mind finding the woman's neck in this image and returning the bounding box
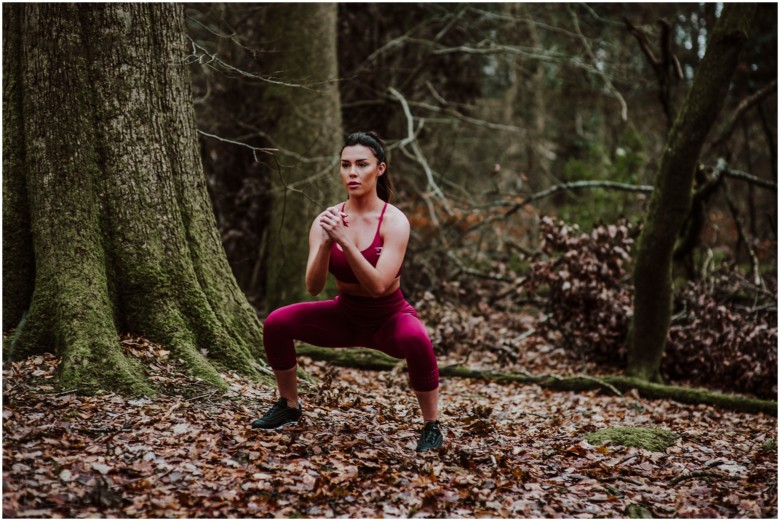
[346,193,383,214]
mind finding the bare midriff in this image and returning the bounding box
[336,277,401,298]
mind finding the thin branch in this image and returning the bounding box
[185,37,319,91]
[446,251,516,282]
[423,166,768,241]
[388,86,453,216]
[466,7,585,39]
[466,180,653,234]
[432,42,622,80]
[624,16,674,127]
[186,14,238,40]
[578,4,626,28]
[722,176,764,289]
[722,167,777,191]
[271,158,340,197]
[409,100,527,134]
[669,471,734,487]
[197,130,276,162]
[710,80,779,152]
[570,6,628,121]
[497,180,654,207]
[578,375,623,397]
[363,35,413,65]
[425,81,449,107]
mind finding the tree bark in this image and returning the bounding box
[627,4,756,382]
[4,4,269,394]
[2,7,34,331]
[297,345,777,416]
[261,3,343,310]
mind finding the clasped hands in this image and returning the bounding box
[319,207,350,245]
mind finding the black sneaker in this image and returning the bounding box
[251,398,302,430]
[416,421,444,452]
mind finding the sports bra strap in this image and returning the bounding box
[377,202,388,230]
[339,201,388,237]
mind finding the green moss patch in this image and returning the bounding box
[586,426,679,452]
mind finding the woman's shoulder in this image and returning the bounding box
[383,203,410,229]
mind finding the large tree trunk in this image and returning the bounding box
[262,3,343,310]
[4,4,269,394]
[627,4,756,382]
[2,7,33,330]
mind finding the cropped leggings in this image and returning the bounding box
[263,289,439,392]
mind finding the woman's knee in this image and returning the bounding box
[392,315,431,347]
[263,305,296,337]
[391,317,439,390]
[262,306,298,369]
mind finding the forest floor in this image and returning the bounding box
[3,334,777,518]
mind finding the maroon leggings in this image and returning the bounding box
[263,289,439,392]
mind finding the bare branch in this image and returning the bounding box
[624,16,675,127]
[570,6,628,121]
[722,167,777,191]
[388,86,454,216]
[431,42,619,80]
[466,7,584,39]
[409,100,527,134]
[185,37,320,91]
[197,130,276,162]
[709,80,779,152]
[466,180,654,233]
[446,251,516,282]
[424,81,449,107]
[498,180,654,208]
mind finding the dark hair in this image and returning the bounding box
[342,131,393,202]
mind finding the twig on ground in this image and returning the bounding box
[669,470,735,486]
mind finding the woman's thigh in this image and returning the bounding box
[368,311,433,359]
[265,299,358,348]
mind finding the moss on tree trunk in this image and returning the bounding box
[4,4,271,395]
[627,4,757,382]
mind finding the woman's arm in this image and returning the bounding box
[305,209,337,296]
[337,208,409,298]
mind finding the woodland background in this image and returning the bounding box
[3,2,778,518]
[187,2,777,397]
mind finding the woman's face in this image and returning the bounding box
[340,144,385,197]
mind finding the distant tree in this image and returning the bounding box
[3,4,269,393]
[188,4,342,310]
[260,3,343,309]
[627,4,757,382]
[186,4,274,310]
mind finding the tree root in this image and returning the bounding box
[296,345,777,416]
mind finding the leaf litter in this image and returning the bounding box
[2,336,776,518]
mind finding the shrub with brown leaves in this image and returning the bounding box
[526,216,635,363]
[524,217,776,398]
[664,270,778,399]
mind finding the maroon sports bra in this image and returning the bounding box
[328,202,401,284]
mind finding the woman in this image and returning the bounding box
[251,131,443,452]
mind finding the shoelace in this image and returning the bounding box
[422,425,440,444]
[262,400,287,420]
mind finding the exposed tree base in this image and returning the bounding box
[296,345,777,416]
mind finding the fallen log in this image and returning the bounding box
[296,345,777,416]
